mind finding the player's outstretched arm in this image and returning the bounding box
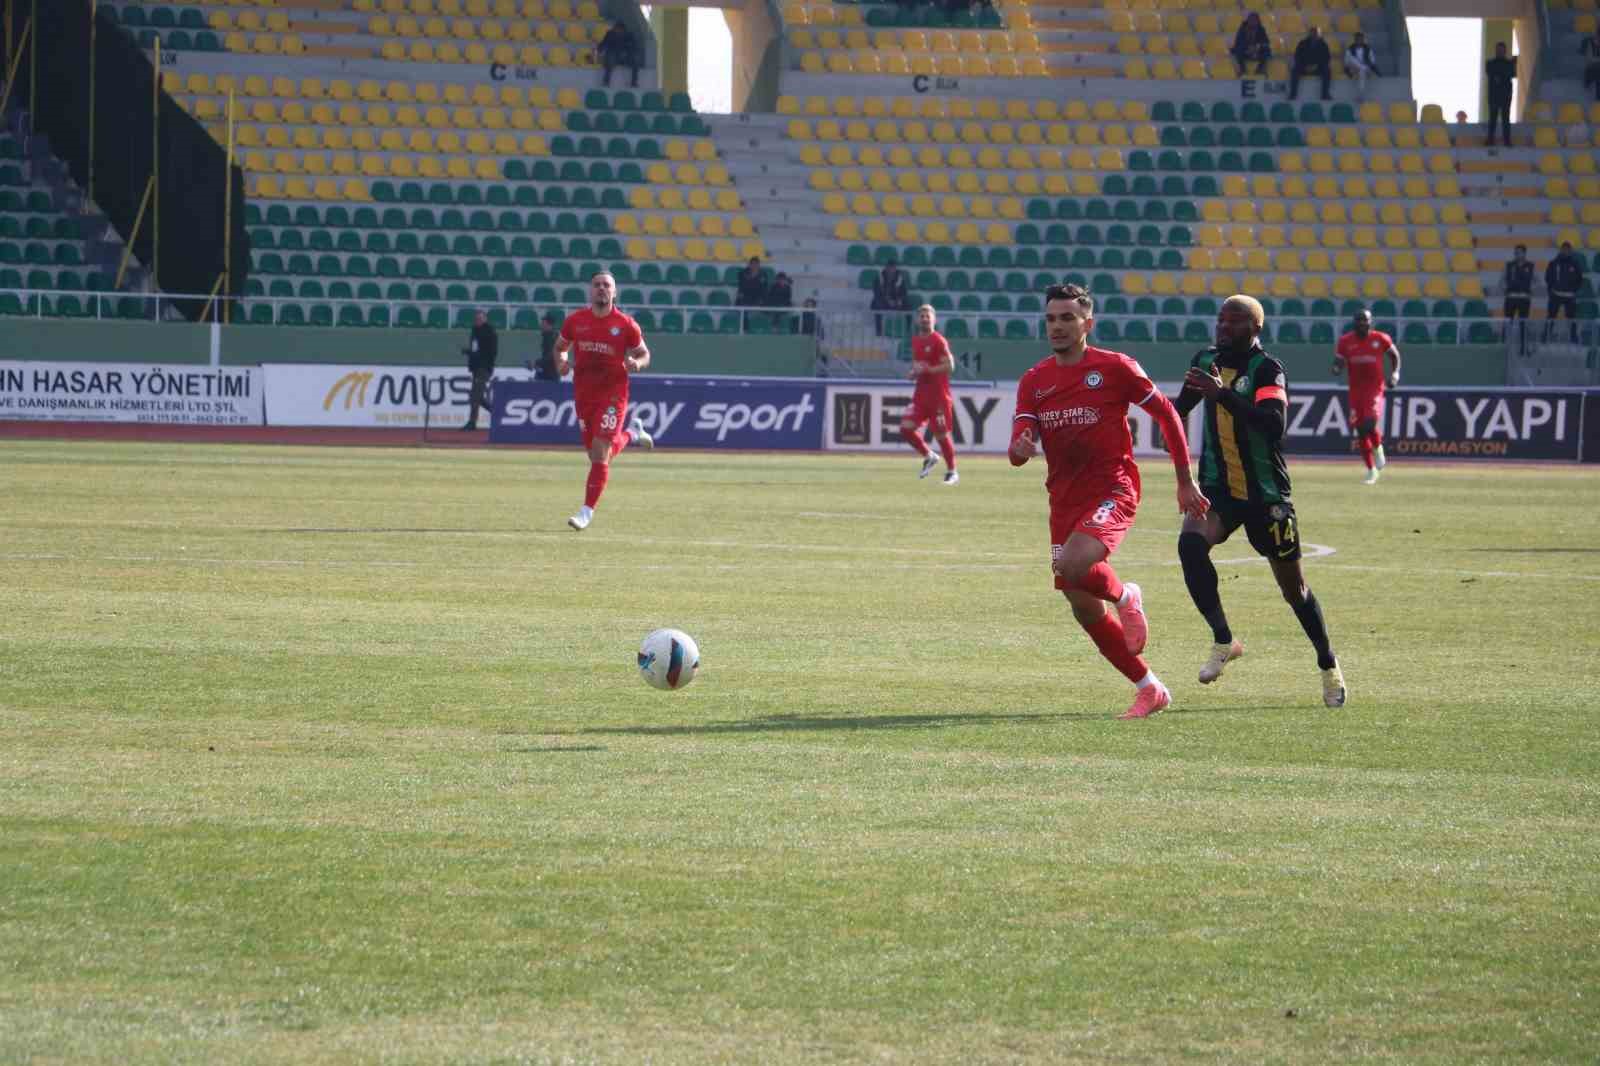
[1385,343,1402,388]
[553,336,573,377]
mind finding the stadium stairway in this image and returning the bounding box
[104,0,782,333]
[0,112,137,320]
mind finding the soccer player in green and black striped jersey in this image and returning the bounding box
[1172,294,1346,708]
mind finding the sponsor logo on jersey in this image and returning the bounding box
[1040,405,1102,429]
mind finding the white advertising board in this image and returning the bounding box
[0,362,263,424]
[822,381,1202,457]
[261,363,534,427]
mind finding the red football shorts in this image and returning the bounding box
[576,390,629,451]
[1048,489,1139,590]
[1348,389,1384,428]
[904,396,953,435]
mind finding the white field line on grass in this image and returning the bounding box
[4,540,1600,584]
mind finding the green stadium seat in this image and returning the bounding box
[1402,322,1432,345]
[1434,322,1458,344]
[1102,175,1129,196]
[1128,150,1153,172]
[1298,103,1326,124]
[1189,126,1215,148]
[1184,321,1210,344]
[1277,322,1305,343]
[1151,101,1177,122]
[1156,321,1180,343]
[1096,320,1121,343]
[1329,102,1356,123]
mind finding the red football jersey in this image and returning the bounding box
[1336,330,1393,394]
[911,331,953,406]
[560,307,644,400]
[1013,346,1158,505]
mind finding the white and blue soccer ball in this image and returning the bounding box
[638,628,700,691]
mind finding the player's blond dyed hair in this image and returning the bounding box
[1222,294,1265,332]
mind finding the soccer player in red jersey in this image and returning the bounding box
[1332,308,1402,485]
[553,272,654,531]
[1010,284,1211,720]
[903,304,959,485]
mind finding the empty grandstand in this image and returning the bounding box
[0,0,1594,382]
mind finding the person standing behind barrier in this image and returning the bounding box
[1502,245,1534,353]
[871,258,910,335]
[533,311,560,380]
[1543,242,1585,344]
[462,309,497,431]
[1484,42,1516,148]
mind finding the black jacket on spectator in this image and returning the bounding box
[1504,260,1535,297]
[736,267,769,306]
[467,322,498,373]
[1485,56,1516,100]
[767,275,794,308]
[1546,256,1585,298]
[871,267,909,311]
[1294,35,1330,69]
[1233,20,1270,57]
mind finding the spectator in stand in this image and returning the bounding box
[533,310,560,380]
[766,270,794,329]
[1502,245,1534,352]
[1582,26,1600,101]
[461,309,497,430]
[596,21,640,89]
[1484,42,1516,148]
[1231,13,1271,77]
[871,257,911,335]
[1342,32,1381,97]
[1543,242,1585,343]
[800,296,819,337]
[1289,27,1331,101]
[736,256,768,329]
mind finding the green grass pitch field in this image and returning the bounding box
[2,439,1598,1064]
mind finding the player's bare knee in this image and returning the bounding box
[1053,556,1091,586]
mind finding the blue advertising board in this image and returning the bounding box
[490,377,826,450]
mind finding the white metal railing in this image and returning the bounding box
[0,289,1549,354]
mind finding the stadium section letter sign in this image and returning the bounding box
[262,364,534,427]
[0,361,262,424]
[1282,385,1586,461]
[823,382,1190,456]
[491,378,826,449]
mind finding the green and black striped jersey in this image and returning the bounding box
[1183,345,1293,505]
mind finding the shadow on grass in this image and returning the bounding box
[573,710,1111,737]
[276,527,520,535]
[1463,547,1600,554]
[506,744,608,754]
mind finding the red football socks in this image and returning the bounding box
[1084,611,1148,683]
[1076,561,1125,604]
[902,425,931,457]
[584,461,609,508]
[938,435,956,470]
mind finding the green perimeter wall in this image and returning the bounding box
[0,320,1506,386]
